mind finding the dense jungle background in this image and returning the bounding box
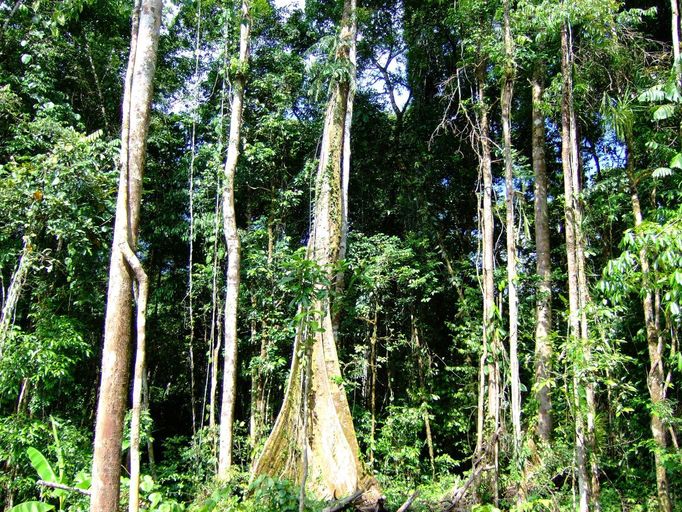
[1,0,681,510]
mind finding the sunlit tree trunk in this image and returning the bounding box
[624,140,672,512]
[218,0,251,480]
[474,61,500,504]
[561,23,592,512]
[252,0,379,503]
[502,0,521,460]
[90,0,161,510]
[531,68,552,444]
[0,237,32,354]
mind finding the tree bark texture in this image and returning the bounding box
[252,0,379,502]
[561,23,592,512]
[502,0,521,460]
[531,70,552,444]
[218,0,251,480]
[90,0,161,510]
[474,61,500,504]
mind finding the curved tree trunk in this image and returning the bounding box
[218,0,251,480]
[90,0,161,510]
[252,0,379,502]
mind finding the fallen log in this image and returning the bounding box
[396,490,419,512]
[323,490,363,512]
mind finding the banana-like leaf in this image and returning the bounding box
[26,448,57,483]
[8,501,55,512]
[653,104,676,121]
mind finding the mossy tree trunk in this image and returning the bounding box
[252,0,379,502]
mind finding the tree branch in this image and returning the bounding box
[36,480,91,496]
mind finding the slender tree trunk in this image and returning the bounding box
[252,1,379,502]
[90,0,161,510]
[502,0,521,460]
[142,371,157,480]
[125,246,149,512]
[474,61,500,504]
[624,141,672,512]
[218,0,251,480]
[0,237,32,354]
[531,68,552,444]
[561,23,591,512]
[369,305,378,467]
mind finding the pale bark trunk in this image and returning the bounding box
[252,1,379,502]
[332,0,357,334]
[218,0,251,480]
[90,0,161,510]
[0,237,32,355]
[561,24,591,512]
[531,69,552,444]
[502,0,521,459]
[624,141,672,512]
[123,245,149,512]
[473,61,499,503]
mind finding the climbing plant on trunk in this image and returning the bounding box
[252,0,380,503]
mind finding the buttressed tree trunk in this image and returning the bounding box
[218,0,251,480]
[90,0,161,510]
[531,68,552,444]
[252,0,379,502]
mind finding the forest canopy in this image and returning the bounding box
[0,0,681,511]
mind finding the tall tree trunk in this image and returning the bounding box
[502,0,521,460]
[624,141,672,512]
[252,1,379,502]
[333,0,357,334]
[531,68,552,444]
[474,61,500,504]
[561,23,591,512]
[218,0,251,480]
[90,0,161,510]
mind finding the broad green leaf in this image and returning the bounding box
[671,153,682,169]
[9,502,55,512]
[26,448,57,483]
[653,104,676,121]
[653,167,673,178]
